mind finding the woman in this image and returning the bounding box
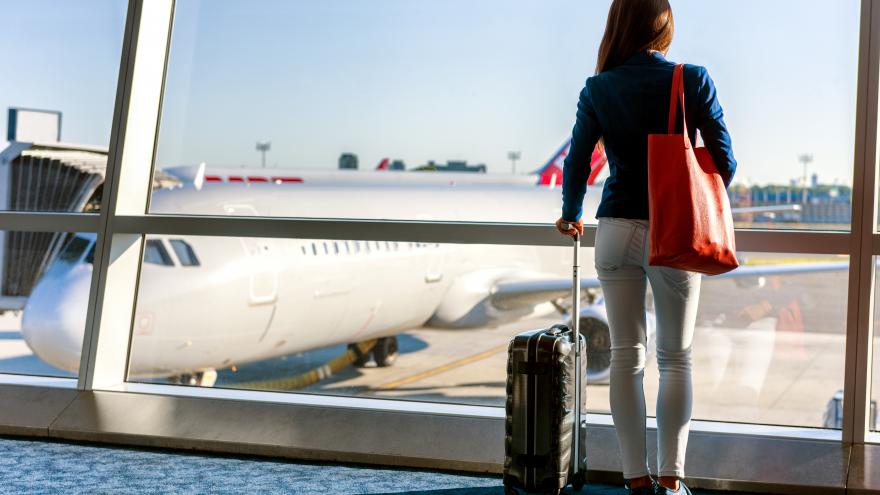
[555,1,736,495]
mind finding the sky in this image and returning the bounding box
[0,0,862,186]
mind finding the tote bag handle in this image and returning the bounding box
[667,65,692,149]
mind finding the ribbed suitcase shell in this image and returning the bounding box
[503,324,587,494]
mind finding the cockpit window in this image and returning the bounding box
[169,239,200,267]
[85,244,95,265]
[59,236,91,262]
[144,239,174,266]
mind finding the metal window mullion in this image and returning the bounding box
[78,0,175,391]
[0,211,99,233]
[111,214,851,253]
[843,0,880,446]
[872,233,880,253]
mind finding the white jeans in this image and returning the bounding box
[594,217,701,479]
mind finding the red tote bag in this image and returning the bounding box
[647,64,738,275]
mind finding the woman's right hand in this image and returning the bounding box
[555,217,584,238]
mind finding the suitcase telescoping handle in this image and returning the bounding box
[560,222,583,480]
[559,223,581,341]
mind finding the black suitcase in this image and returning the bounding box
[503,233,587,495]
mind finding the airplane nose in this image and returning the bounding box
[21,262,91,373]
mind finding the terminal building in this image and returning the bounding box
[1,1,879,494]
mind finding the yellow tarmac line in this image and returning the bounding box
[372,343,510,391]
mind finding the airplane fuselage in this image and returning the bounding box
[24,180,602,378]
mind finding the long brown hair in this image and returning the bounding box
[595,0,674,74]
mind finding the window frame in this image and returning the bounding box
[0,0,876,492]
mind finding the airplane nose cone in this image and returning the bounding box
[21,262,91,373]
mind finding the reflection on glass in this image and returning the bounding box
[0,2,127,212]
[126,235,846,428]
[151,1,858,229]
[0,231,92,378]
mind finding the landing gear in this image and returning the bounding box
[349,337,399,368]
[373,337,399,367]
[348,343,371,367]
[171,369,217,387]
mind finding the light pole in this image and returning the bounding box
[507,151,521,174]
[798,153,813,205]
[256,141,271,168]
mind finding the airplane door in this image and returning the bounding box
[425,243,445,284]
[240,237,278,305]
[224,204,278,305]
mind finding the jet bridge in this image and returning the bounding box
[0,142,181,311]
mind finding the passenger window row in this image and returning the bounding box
[299,241,441,256]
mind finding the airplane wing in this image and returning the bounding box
[490,277,602,310]
[712,261,848,279]
[489,260,848,311]
[732,204,802,214]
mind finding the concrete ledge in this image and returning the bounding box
[584,425,847,495]
[848,444,880,495]
[48,390,503,473]
[0,384,858,494]
[0,384,77,438]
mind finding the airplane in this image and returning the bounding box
[19,140,843,388]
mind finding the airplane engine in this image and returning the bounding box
[571,301,657,385]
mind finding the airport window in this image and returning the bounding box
[0,3,127,213]
[0,230,85,378]
[10,1,880,483]
[147,1,859,233]
[143,240,174,267]
[870,260,880,432]
[122,237,847,430]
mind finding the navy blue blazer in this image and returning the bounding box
[561,51,737,222]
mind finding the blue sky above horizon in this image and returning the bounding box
[0,0,861,186]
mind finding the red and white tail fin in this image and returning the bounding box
[376,158,390,170]
[533,139,607,187]
[587,142,608,185]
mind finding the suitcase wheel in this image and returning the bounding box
[571,470,586,491]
